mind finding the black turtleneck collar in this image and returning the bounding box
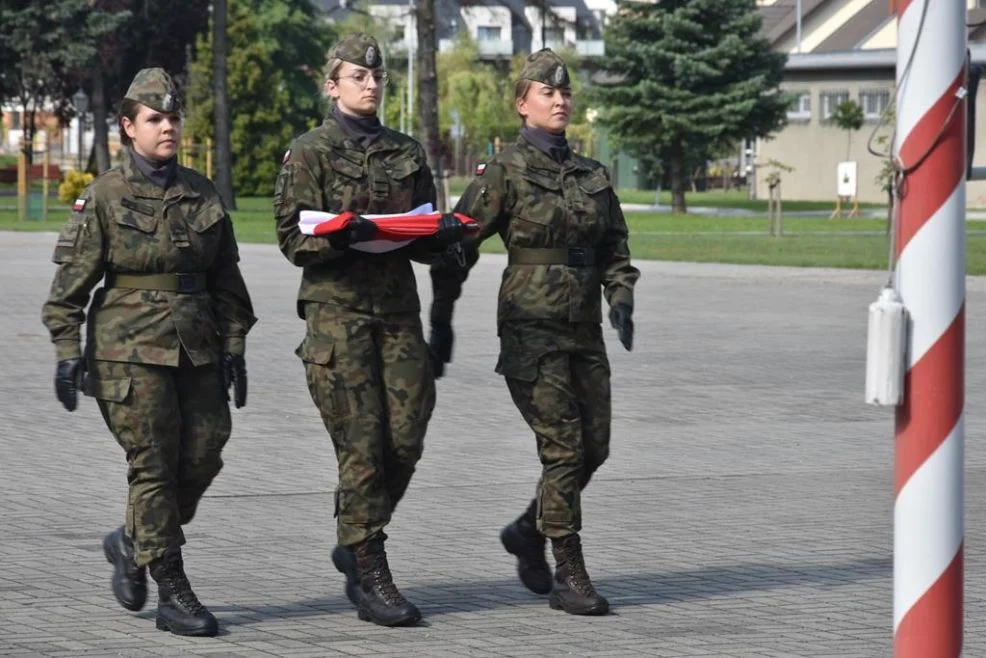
[521,125,570,163]
[332,104,383,147]
[129,148,177,189]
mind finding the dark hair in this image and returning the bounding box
[118,99,141,147]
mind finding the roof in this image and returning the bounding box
[786,42,986,72]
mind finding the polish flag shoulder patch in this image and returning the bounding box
[475,162,487,176]
[282,149,291,164]
[72,198,87,212]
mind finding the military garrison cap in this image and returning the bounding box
[518,48,570,87]
[124,68,181,113]
[328,33,383,69]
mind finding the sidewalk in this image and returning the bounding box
[2,234,985,656]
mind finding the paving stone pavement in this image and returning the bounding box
[2,231,985,657]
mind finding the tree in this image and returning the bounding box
[414,0,447,210]
[831,99,865,162]
[592,0,790,213]
[82,0,210,172]
[213,0,235,208]
[185,0,332,197]
[0,0,125,165]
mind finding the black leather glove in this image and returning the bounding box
[429,322,454,378]
[55,358,83,412]
[223,353,247,408]
[608,303,634,352]
[432,213,465,247]
[328,215,377,250]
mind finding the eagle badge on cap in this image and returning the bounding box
[162,93,174,111]
[553,66,564,85]
[365,45,376,65]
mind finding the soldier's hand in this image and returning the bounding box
[223,353,248,408]
[432,213,465,247]
[329,215,377,250]
[429,322,454,377]
[55,358,83,412]
[608,303,634,352]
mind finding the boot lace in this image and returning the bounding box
[561,538,598,598]
[161,555,206,615]
[367,553,409,606]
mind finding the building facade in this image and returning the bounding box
[755,0,986,206]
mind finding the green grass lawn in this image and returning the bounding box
[445,179,886,213]
[7,197,985,274]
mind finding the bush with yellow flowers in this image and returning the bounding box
[58,170,95,205]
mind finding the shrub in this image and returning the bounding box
[58,170,95,204]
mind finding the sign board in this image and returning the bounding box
[837,161,858,197]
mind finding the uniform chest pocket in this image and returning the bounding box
[573,170,611,220]
[330,157,365,181]
[114,199,159,233]
[385,159,421,182]
[515,171,562,227]
[188,205,224,234]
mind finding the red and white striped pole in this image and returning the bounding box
[893,1,966,656]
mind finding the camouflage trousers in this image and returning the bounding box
[87,355,230,567]
[297,303,436,547]
[497,321,611,539]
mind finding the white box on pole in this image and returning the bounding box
[865,286,907,406]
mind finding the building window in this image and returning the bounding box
[543,26,565,45]
[787,92,811,121]
[11,111,20,131]
[820,90,849,121]
[477,26,501,41]
[859,89,891,120]
[392,25,406,42]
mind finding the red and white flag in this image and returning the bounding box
[299,203,479,253]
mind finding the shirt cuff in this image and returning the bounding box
[223,336,245,356]
[54,340,82,362]
[609,288,634,312]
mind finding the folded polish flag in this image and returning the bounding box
[299,203,479,253]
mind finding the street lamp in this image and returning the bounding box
[72,88,89,171]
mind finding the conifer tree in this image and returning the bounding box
[593,0,790,213]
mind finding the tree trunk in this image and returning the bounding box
[414,0,447,211]
[669,150,687,214]
[212,0,236,209]
[91,67,111,173]
[22,108,36,166]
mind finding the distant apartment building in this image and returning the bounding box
[312,0,610,62]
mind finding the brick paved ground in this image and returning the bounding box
[2,231,985,657]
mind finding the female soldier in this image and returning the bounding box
[429,49,640,616]
[273,33,465,627]
[42,68,255,637]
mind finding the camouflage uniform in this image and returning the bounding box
[274,34,440,550]
[41,69,256,569]
[430,52,640,540]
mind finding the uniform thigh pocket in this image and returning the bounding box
[297,336,352,434]
[87,362,177,453]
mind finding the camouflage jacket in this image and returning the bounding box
[41,151,256,367]
[430,136,639,328]
[274,115,439,318]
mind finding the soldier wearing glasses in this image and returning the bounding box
[274,33,465,626]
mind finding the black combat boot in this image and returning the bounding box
[331,544,361,606]
[500,514,552,594]
[102,526,147,611]
[354,536,421,627]
[549,534,609,616]
[149,551,218,637]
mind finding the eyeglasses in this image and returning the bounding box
[335,71,389,88]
